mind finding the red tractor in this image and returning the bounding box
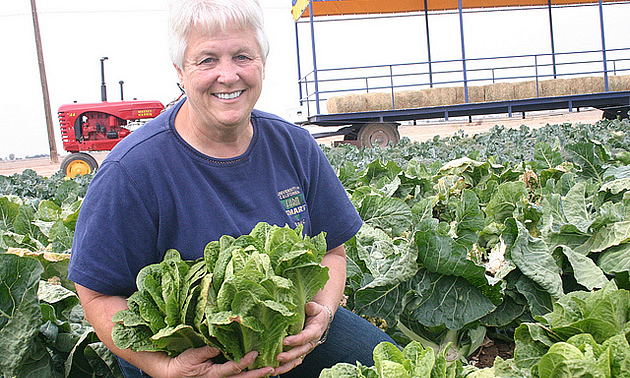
[58,100,164,176]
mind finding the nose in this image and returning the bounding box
[216,59,239,85]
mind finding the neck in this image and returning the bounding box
[174,102,254,158]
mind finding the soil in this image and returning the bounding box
[0,151,109,178]
[467,337,515,369]
[316,107,605,147]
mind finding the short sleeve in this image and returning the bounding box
[304,137,363,250]
[68,161,161,297]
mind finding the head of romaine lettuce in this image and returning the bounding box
[112,222,330,370]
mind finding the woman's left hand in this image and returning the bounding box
[272,301,332,375]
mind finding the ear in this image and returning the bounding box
[262,58,267,80]
[174,63,185,86]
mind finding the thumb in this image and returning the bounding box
[181,345,222,362]
[305,301,320,316]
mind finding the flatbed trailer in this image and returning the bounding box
[292,1,630,147]
[306,90,630,145]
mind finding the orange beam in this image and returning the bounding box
[294,0,619,19]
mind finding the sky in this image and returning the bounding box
[0,1,628,159]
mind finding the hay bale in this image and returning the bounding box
[395,90,428,109]
[513,80,538,99]
[422,86,460,106]
[326,74,626,114]
[365,92,394,111]
[418,87,439,106]
[609,75,630,91]
[484,82,514,102]
[454,86,468,104]
[539,78,571,97]
[568,76,605,94]
[326,93,370,113]
[466,85,485,103]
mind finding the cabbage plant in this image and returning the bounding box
[111,222,329,370]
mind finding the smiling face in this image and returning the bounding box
[175,24,266,135]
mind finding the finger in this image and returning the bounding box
[214,351,260,376]
[304,301,327,316]
[304,301,320,316]
[272,356,304,376]
[167,345,223,376]
[180,345,222,363]
[309,339,317,351]
[283,318,325,347]
[276,341,314,363]
[236,367,276,378]
[283,309,327,347]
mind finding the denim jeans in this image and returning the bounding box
[117,306,397,377]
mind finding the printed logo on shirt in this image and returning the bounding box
[278,186,307,226]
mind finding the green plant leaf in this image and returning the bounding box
[0,196,20,232]
[504,218,564,300]
[565,142,608,184]
[354,192,413,236]
[401,269,496,330]
[597,243,630,275]
[557,245,608,290]
[415,219,502,304]
[0,253,45,377]
[150,324,207,356]
[534,142,563,170]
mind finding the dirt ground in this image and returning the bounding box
[0,108,604,178]
[0,151,110,178]
[315,107,605,146]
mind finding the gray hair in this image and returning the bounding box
[168,0,270,69]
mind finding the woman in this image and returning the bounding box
[68,0,396,377]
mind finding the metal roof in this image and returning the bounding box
[293,0,620,20]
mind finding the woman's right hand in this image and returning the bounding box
[164,346,274,378]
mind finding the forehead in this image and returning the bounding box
[186,24,260,53]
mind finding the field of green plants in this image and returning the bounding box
[2,116,630,377]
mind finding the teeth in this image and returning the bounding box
[214,91,243,100]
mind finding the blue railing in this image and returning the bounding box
[298,47,630,117]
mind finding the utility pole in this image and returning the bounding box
[30,0,58,163]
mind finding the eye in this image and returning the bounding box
[235,54,252,62]
[199,57,217,65]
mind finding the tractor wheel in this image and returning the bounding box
[357,123,400,148]
[60,153,99,177]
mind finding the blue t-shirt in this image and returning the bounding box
[68,99,363,297]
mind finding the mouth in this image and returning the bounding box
[213,90,243,100]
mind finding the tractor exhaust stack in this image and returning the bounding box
[100,57,108,102]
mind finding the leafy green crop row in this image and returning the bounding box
[323,119,630,170]
[1,117,630,377]
[322,282,630,377]
[322,117,630,376]
[0,171,120,377]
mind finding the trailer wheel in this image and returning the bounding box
[60,153,99,177]
[357,123,400,148]
[602,106,630,120]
